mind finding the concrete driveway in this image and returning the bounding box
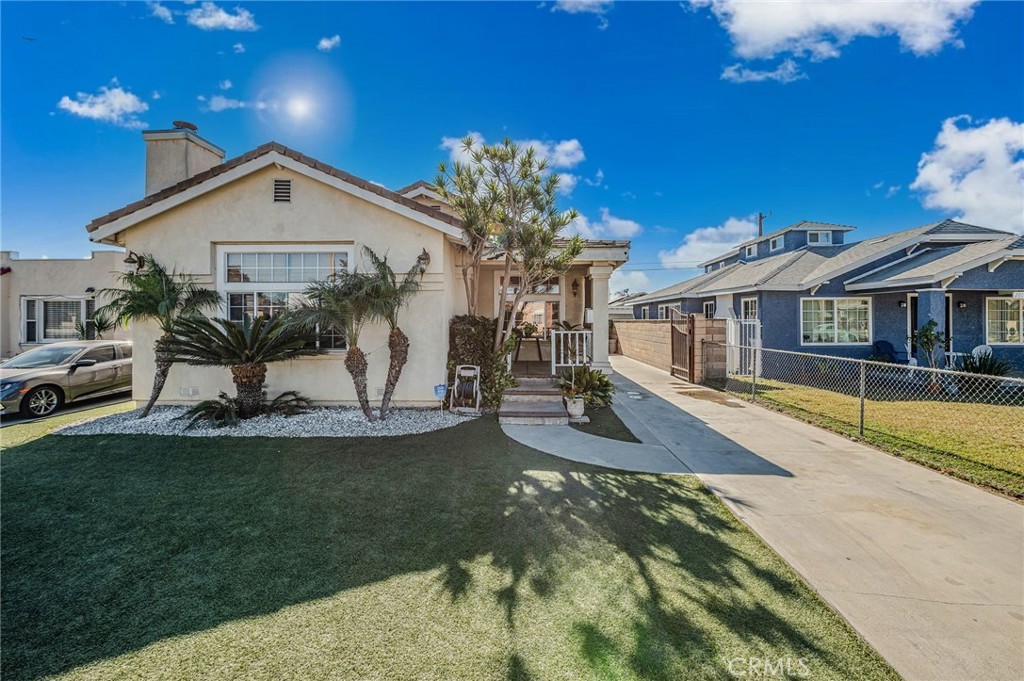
[610,356,1024,681]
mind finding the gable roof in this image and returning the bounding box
[699,220,856,267]
[86,142,463,241]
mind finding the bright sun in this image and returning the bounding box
[285,96,312,120]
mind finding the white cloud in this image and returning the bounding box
[552,0,614,30]
[658,216,758,269]
[567,208,642,239]
[885,184,901,198]
[317,34,341,52]
[691,0,978,61]
[219,79,233,90]
[721,58,806,84]
[583,168,605,187]
[148,1,174,24]
[204,95,248,112]
[911,115,1024,234]
[233,42,246,53]
[610,270,651,296]
[187,2,259,31]
[57,81,149,129]
[151,90,162,100]
[440,131,585,169]
[872,180,885,190]
[557,173,578,196]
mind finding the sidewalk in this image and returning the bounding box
[606,355,1023,681]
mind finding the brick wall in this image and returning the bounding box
[612,319,672,372]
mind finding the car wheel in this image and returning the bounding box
[20,386,63,418]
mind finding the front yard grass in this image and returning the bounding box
[570,405,641,443]
[1,413,897,680]
[724,378,1024,498]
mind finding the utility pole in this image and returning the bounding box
[756,211,771,237]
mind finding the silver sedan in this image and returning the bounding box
[0,341,132,418]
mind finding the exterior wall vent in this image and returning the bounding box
[273,179,292,202]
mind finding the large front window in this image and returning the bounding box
[21,297,95,343]
[801,298,870,344]
[986,298,1022,344]
[220,247,351,351]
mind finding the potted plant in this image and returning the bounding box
[522,321,538,338]
[558,366,615,418]
[915,320,948,394]
[562,382,586,418]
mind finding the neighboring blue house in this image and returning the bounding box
[631,219,1024,369]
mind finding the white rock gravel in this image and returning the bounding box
[56,406,476,438]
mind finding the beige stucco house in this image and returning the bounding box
[86,124,629,407]
[0,250,129,358]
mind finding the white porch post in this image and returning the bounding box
[589,265,613,372]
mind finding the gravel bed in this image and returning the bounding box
[56,405,476,438]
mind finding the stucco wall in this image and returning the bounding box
[117,165,452,407]
[613,319,671,372]
[0,250,129,358]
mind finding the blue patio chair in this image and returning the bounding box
[872,340,910,364]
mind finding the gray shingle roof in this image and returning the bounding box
[846,236,1023,288]
[924,219,1011,236]
[699,220,857,267]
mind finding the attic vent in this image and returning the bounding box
[273,179,292,202]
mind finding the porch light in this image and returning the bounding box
[123,251,145,271]
[416,248,430,277]
[898,300,907,308]
[958,301,968,309]
[572,278,580,297]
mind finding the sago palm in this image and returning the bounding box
[360,246,421,419]
[164,314,319,419]
[295,272,377,421]
[99,256,221,418]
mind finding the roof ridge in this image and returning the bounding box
[756,249,806,285]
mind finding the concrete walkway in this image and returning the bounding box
[602,355,1024,681]
[501,423,690,474]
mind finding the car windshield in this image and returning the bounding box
[2,346,82,369]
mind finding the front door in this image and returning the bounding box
[908,294,953,354]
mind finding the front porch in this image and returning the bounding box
[510,329,595,378]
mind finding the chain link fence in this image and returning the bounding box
[703,342,1024,496]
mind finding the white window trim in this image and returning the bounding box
[703,301,716,319]
[744,245,756,259]
[493,272,565,324]
[21,295,94,344]
[215,243,355,353]
[640,307,649,320]
[807,231,832,245]
[657,304,677,320]
[984,296,1024,345]
[799,296,872,346]
[741,296,758,320]
[769,236,783,252]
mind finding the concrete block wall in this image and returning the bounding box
[612,319,672,372]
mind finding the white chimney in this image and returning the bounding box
[142,121,225,196]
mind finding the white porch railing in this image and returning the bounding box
[551,330,593,375]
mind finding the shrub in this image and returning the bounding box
[961,351,1012,377]
[558,366,615,408]
[448,315,516,409]
[180,390,312,429]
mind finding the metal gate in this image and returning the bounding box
[670,309,695,380]
[726,319,762,375]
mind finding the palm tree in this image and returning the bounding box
[75,308,117,340]
[164,315,319,419]
[294,272,377,421]
[360,246,421,419]
[99,256,221,418]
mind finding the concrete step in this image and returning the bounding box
[497,400,569,426]
[502,385,564,403]
[515,377,558,387]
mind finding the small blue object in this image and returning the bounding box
[433,384,447,399]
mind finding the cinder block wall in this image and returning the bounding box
[612,319,672,372]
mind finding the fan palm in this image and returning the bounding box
[75,308,117,340]
[99,256,221,418]
[360,246,421,419]
[294,271,377,421]
[164,314,319,419]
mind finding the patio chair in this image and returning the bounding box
[872,340,909,364]
[972,344,993,360]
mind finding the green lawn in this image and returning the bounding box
[570,405,641,443]
[1,412,896,680]
[722,378,1024,499]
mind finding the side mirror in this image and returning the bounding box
[73,358,97,368]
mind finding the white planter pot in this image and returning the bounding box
[565,397,585,418]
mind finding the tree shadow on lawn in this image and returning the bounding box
[1,418,891,680]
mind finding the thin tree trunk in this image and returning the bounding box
[379,327,409,419]
[139,333,173,419]
[494,254,514,351]
[231,363,267,419]
[344,345,376,421]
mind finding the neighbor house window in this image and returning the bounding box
[658,304,676,320]
[744,245,756,259]
[801,297,870,344]
[769,236,783,252]
[807,231,832,245]
[986,298,1022,344]
[703,301,716,319]
[220,247,352,350]
[741,297,758,320]
[639,307,649,319]
[21,297,94,343]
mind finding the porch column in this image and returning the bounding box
[589,265,613,372]
[915,288,946,366]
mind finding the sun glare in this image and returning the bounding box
[286,96,312,120]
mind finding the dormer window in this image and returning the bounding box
[770,236,783,252]
[744,245,756,259]
[273,179,292,202]
[807,231,832,245]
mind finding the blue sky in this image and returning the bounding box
[2,1,1022,293]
